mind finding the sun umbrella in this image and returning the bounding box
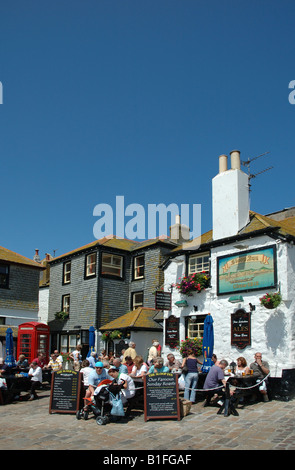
[5,327,16,367]
[202,313,214,373]
[87,326,96,358]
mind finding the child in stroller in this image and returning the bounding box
[76,379,113,425]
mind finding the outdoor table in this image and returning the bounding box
[217,374,258,417]
[0,374,31,404]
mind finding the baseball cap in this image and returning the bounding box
[109,365,119,371]
[95,361,104,368]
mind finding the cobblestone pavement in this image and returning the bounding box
[1,387,295,451]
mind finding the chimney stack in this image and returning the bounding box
[219,154,228,173]
[33,249,41,263]
[230,150,241,170]
[212,150,250,241]
[170,215,190,244]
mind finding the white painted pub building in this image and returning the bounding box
[162,151,295,396]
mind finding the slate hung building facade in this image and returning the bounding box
[48,237,176,356]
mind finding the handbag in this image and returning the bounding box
[109,392,125,417]
[182,359,188,375]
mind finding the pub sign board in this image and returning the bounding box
[49,369,82,414]
[217,245,277,295]
[155,291,171,311]
[165,315,179,348]
[231,309,251,350]
[144,373,180,421]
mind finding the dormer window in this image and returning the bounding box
[101,253,123,278]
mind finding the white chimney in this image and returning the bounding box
[212,150,250,241]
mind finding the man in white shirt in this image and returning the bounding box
[28,361,43,400]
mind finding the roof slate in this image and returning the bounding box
[100,307,163,331]
[0,246,44,269]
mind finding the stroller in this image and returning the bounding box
[76,380,113,425]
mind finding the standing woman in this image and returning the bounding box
[182,349,202,403]
[70,344,82,371]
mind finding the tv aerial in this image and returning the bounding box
[241,151,273,191]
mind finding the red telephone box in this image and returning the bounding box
[17,322,50,364]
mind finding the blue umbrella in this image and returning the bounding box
[5,327,16,367]
[87,326,96,358]
[202,314,214,373]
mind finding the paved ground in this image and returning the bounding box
[1,387,295,452]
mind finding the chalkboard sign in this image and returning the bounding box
[155,291,171,311]
[144,373,180,421]
[231,309,251,350]
[49,369,82,414]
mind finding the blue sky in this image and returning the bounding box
[1,1,295,260]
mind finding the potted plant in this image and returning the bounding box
[174,271,210,296]
[260,292,282,309]
[55,311,69,321]
[177,337,203,357]
[61,352,73,369]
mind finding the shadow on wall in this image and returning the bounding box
[265,308,287,355]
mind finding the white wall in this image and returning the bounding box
[163,236,295,378]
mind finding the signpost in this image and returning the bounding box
[144,373,180,421]
[49,369,82,414]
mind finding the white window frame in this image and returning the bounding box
[188,252,210,275]
[86,253,96,277]
[101,253,123,277]
[187,317,204,339]
[134,255,144,280]
[132,291,143,309]
[62,294,70,315]
[63,261,71,284]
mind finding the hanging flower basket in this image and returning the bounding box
[101,331,111,342]
[174,272,210,296]
[110,330,123,340]
[260,292,282,309]
[177,337,203,357]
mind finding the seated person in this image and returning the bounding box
[108,365,136,403]
[108,365,136,417]
[16,355,29,369]
[43,353,62,372]
[112,358,128,375]
[129,355,148,385]
[124,356,134,374]
[250,352,270,402]
[0,357,13,376]
[165,354,182,372]
[203,359,229,406]
[148,357,169,374]
[32,353,47,369]
[85,362,111,399]
[236,357,250,376]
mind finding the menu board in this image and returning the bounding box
[144,373,180,421]
[49,370,82,414]
[155,291,171,311]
